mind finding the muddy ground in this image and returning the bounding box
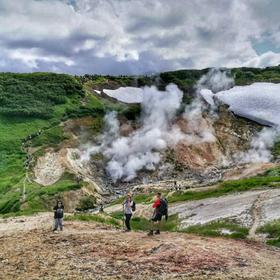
[0,214,280,280]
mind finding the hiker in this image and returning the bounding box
[148,192,168,236]
[123,193,136,232]
[99,204,104,213]
[53,200,64,232]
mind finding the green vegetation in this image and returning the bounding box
[272,139,280,157]
[182,220,249,239]
[232,66,280,85]
[65,213,121,228]
[0,72,84,118]
[263,167,280,177]
[76,196,96,211]
[131,214,178,232]
[258,219,280,247]
[0,173,81,216]
[111,211,178,232]
[0,72,101,215]
[30,126,66,148]
[168,176,280,203]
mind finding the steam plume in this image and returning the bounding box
[85,84,185,182]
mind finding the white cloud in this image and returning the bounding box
[243,51,280,68]
[0,0,279,74]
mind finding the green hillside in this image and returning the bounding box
[0,66,280,216]
[0,73,90,215]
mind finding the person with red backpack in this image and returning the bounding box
[148,192,168,236]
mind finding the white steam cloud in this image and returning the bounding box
[197,68,234,94]
[183,98,216,143]
[235,127,279,163]
[85,84,186,182]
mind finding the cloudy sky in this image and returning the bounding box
[0,0,280,75]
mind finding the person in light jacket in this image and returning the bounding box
[123,193,135,232]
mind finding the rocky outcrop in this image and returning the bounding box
[33,150,65,186]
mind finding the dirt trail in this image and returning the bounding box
[0,213,52,236]
[248,191,269,240]
[1,214,280,280]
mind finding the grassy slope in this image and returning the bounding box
[0,73,105,215]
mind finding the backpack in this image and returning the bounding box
[159,198,168,217]
[131,201,136,212]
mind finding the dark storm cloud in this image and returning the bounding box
[4,33,104,57]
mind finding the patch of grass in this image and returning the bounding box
[168,176,280,203]
[0,172,82,215]
[131,215,178,232]
[182,220,249,239]
[263,167,280,177]
[258,219,280,239]
[258,219,280,248]
[65,213,121,228]
[76,196,96,211]
[267,238,280,247]
[30,126,66,147]
[110,211,178,232]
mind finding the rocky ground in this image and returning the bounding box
[1,214,280,280]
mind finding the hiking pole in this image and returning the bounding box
[122,203,125,231]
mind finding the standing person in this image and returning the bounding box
[53,200,64,232]
[173,181,177,191]
[123,193,136,232]
[148,193,168,236]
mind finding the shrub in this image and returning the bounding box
[76,196,96,211]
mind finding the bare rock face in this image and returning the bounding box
[175,141,225,169]
[33,150,65,186]
[213,105,259,158]
[172,105,260,173]
[32,146,109,208]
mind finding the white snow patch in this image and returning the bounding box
[94,89,101,94]
[200,89,215,106]
[103,87,144,103]
[200,83,280,127]
[216,83,280,126]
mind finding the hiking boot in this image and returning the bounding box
[155,230,160,235]
[147,230,154,236]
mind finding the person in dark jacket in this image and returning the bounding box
[148,193,162,236]
[53,200,64,232]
